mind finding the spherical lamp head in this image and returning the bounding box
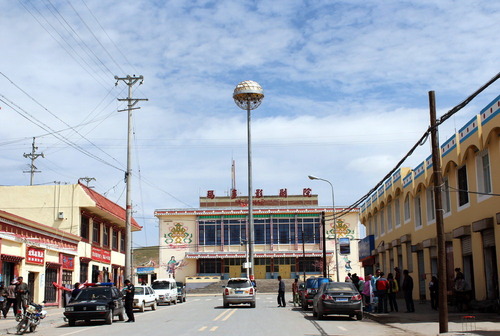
[233,80,264,110]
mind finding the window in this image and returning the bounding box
[198,220,221,246]
[394,198,401,227]
[442,178,451,214]
[457,165,469,206]
[374,213,378,237]
[92,222,100,244]
[120,231,125,252]
[223,219,246,245]
[199,259,221,274]
[380,208,385,235]
[404,195,411,222]
[477,150,492,196]
[81,216,89,240]
[103,226,110,247]
[415,194,422,228]
[112,229,118,250]
[387,203,393,231]
[426,186,435,222]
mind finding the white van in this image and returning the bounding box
[152,278,177,305]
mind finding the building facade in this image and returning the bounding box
[155,190,361,282]
[0,183,141,306]
[359,94,500,303]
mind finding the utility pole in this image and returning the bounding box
[23,137,44,186]
[115,75,148,281]
[78,177,96,187]
[429,91,448,333]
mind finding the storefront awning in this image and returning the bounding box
[185,251,325,259]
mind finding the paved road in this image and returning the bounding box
[0,294,423,336]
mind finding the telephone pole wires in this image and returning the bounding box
[115,75,148,281]
[23,137,44,186]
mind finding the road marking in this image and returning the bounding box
[210,326,218,331]
[61,326,99,336]
[338,326,347,331]
[199,326,208,331]
[213,309,230,321]
[221,309,236,321]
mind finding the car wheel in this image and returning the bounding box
[223,301,229,308]
[139,302,145,312]
[173,298,177,305]
[151,301,156,310]
[317,310,324,320]
[119,310,125,321]
[250,302,256,308]
[183,296,186,302]
[302,300,308,310]
[312,308,317,317]
[105,311,113,325]
[68,319,76,326]
[356,312,363,320]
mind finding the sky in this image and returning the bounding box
[0,0,499,248]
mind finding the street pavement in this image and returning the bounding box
[364,298,500,336]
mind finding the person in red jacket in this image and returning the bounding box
[375,272,389,313]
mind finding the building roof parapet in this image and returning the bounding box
[155,206,357,216]
[459,115,480,143]
[480,94,500,125]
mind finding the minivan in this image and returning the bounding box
[152,278,177,305]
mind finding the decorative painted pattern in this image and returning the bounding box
[329,218,355,239]
[378,187,384,198]
[164,222,193,245]
[441,134,457,157]
[392,169,401,183]
[385,179,392,191]
[403,172,413,188]
[480,94,500,125]
[459,116,479,143]
[413,162,424,179]
[426,155,433,170]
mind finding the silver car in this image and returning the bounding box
[222,278,256,308]
[312,282,363,320]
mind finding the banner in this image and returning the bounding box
[26,247,45,265]
[91,246,111,264]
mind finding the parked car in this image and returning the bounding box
[64,283,125,326]
[176,282,186,303]
[312,282,363,320]
[301,277,331,309]
[131,285,156,311]
[222,278,256,308]
[152,278,177,305]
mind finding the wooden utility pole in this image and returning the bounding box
[429,91,448,333]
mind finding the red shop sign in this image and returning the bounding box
[61,254,75,270]
[91,246,111,264]
[26,247,45,265]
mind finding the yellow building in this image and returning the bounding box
[0,183,141,306]
[360,94,500,304]
[155,190,361,282]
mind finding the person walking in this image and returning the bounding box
[375,272,389,313]
[387,272,399,312]
[291,278,299,307]
[277,276,285,307]
[15,277,28,315]
[3,281,17,318]
[429,275,439,310]
[401,269,415,313]
[123,279,135,322]
[361,274,372,312]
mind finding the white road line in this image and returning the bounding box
[61,326,99,336]
[338,326,347,331]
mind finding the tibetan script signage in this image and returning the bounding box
[26,247,45,265]
[91,246,111,264]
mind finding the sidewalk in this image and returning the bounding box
[365,298,500,336]
[0,306,66,335]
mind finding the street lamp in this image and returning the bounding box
[308,175,340,282]
[233,80,264,280]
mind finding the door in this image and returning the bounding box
[27,272,36,303]
[229,265,241,278]
[254,265,266,279]
[278,265,291,279]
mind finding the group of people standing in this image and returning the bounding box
[354,268,416,314]
[0,276,29,318]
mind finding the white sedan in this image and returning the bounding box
[131,285,157,312]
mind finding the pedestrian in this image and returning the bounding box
[71,282,81,300]
[0,282,5,315]
[401,269,415,313]
[292,278,299,307]
[3,280,17,318]
[387,272,399,312]
[15,277,28,315]
[429,275,439,310]
[250,275,257,290]
[375,272,389,313]
[345,273,352,282]
[453,271,468,312]
[277,275,285,307]
[361,274,372,312]
[123,279,135,322]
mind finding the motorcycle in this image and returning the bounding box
[15,303,47,335]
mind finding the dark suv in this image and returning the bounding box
[64,284,125,326]
[301,277,331,309]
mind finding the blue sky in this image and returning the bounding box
[0,0,499,247]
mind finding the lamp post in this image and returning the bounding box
[233,80,264,280]
[308,175,340,282]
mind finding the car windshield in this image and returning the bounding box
[75,287,112,301]
[324,283,356,291]
[135,287,145,295]
[152,281,170,289]
[306,277,329,288]
[176,282,183,288]
[227,280,251,289]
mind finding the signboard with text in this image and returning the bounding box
[61,254,75,270]
[91,246,111,264]
[26,247,45,265]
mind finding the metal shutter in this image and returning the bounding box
[461,235,472,255]
[482,228,495,248]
